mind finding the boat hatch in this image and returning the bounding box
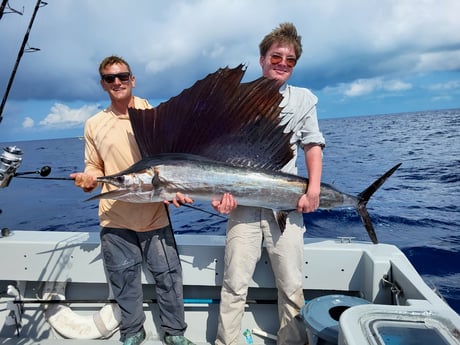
[339,304,460,345]
[369,319,455,345]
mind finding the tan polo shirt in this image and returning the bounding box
[83,96,169,231]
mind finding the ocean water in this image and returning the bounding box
[0,109,459,314]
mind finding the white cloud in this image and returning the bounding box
[383,80,412,92]
[3,0,460,100]
[38,103,99,129]
[432,95,453,102]
[414,50,460,72]
[22,117,34,128]
[344,79,382,97]
[428,80,460,91]
[2,0,460,140]
[323,77,413,98]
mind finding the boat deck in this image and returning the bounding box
[1,231,459,344]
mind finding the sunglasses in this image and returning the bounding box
[270,54,297,68]
[101,72,131,83]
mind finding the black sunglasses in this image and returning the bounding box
[101,72,131,83]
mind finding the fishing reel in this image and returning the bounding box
[0,146,23,189]
[0,146,53,190]
[1,146,52,235]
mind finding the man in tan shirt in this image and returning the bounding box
[71,55,195,345]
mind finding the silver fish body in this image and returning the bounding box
[92,153,401,244]
[95,153,357,211]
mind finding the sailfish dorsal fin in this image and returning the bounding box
[128,64,293,171]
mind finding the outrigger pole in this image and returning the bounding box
[0,0,47,124]
[0,0,23,19]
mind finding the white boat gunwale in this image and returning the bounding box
[1,230,459,344]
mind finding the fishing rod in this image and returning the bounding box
[0,0,23,20]
[0,146,224,219]
[14,165,51,177]
[0,0,8,19]
[0,0,47,123]
[14,174,73,181]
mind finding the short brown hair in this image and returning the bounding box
[98,55,132,76]
[259,22,302,59]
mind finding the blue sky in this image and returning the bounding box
[1,0,460,142]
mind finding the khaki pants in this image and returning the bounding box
[215,207,307,345]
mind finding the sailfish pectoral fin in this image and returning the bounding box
[273,210,290,232]
[276,211,288,232]
[151,169,161,188]
[84,189,130,202]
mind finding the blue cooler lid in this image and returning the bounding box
[302,294,370,343]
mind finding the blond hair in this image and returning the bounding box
[259,22,302,59]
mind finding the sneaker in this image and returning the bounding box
[164,335,196,345]
[124,329,146,345]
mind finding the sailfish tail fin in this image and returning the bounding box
[356,163,402,244]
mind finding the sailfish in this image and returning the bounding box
[90,64,401,244]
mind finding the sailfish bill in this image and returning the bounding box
[89,153,402,244]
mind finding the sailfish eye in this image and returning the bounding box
[115,176,125,183]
